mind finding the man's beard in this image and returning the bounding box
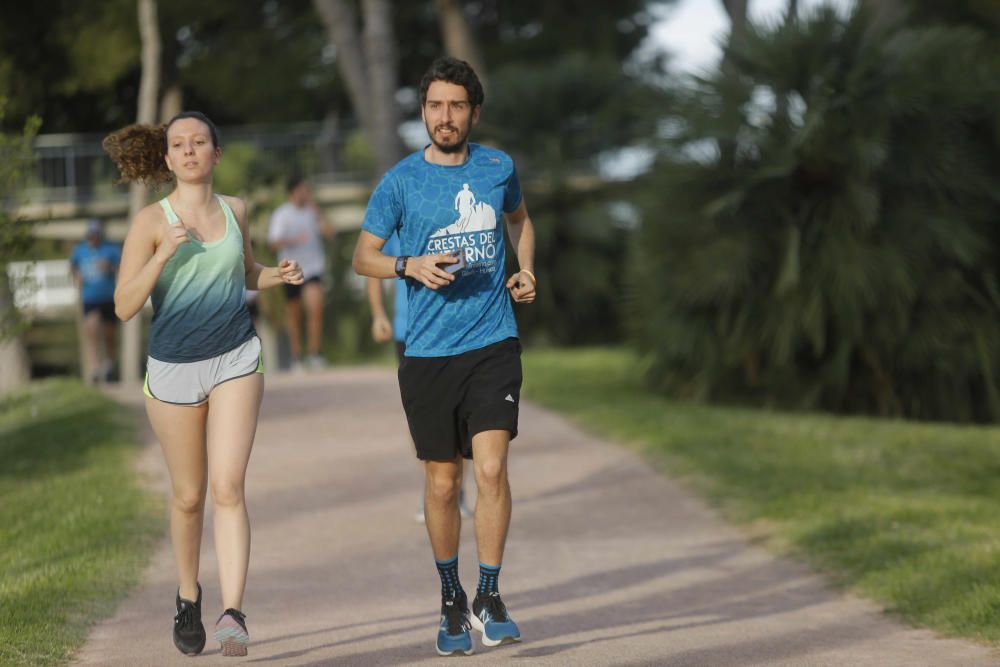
[426,122,470,154]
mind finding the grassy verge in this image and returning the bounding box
[522,347,1000,642]
[0,379,162,665]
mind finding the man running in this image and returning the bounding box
[353,56,536,656]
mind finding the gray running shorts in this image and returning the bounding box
[144,336,263,406]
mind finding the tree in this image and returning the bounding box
[313,0,406,176]
[434,0,487,83]
[120,0,161,386]
[0,108,41,395]
[0,0,140,133]
[632,5,1000,422]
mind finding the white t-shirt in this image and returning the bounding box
[267,202,326,280]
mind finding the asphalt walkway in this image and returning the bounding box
[75,368,999,666]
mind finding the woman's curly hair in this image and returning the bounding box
[102,123,172,186]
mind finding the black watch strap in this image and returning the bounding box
[394,255,410,279]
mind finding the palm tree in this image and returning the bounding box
[632,4,1000,421]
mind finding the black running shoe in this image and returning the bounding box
[214,608,250,657]
[173,583,206,656]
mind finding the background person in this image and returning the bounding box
[70,218,121,383]
[267,176,336,372]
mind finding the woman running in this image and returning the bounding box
[103,111,303,658]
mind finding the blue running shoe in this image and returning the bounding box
[436,591,474,656]
[470,592,521,646]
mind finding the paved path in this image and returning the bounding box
[76,368,998,666]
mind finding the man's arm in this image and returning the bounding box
[366,277,393,343]
[504,199,537,303]
[352,230,459,289]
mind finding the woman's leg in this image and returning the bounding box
[145,397,209,601]
[206,372,264,611]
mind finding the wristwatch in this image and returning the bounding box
[394,255,410,279]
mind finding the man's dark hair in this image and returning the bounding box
[419,57,484,108]
[286,174,306,193]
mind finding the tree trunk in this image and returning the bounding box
[313,0,374,132]
[435,0,487,87]
[159,83,182,123]
[863,0,904,29]
[0,273,30,396]
[121,0,161,386]
[786,0,798,22]
[718,0,750,167]
[775,0,797,124]
[721,0,749,51]
[362,0,405,175]
[314,0,405,177]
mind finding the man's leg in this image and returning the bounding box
[470,431,511,566]
[100,310,117,380]
[425,456,475,656]
[424,456,463,561]
[469,429,520,646]
[81,309,101,383]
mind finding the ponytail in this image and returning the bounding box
[102,123,172,186]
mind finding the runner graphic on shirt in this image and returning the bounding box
[431,184,497,237]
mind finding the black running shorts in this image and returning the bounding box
[398,337,522,461]
[282,275,322,301]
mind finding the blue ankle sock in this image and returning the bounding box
[477,562,501,596]
[435,556,463,601]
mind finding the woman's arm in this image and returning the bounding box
[228,196,303,290]
[114,205,187,321]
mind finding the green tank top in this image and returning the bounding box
[148,195,255,362]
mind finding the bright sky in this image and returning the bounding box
[650,0,855,74]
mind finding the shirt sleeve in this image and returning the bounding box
[503,162,524,214]
[362,173,403,240]
[109,244,122,266]
[69,245,80,269]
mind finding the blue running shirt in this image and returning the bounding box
[70,241,121,305]
[363,144,523,357]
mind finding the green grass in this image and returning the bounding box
[522,347,1000,643]
[0,380,162,666]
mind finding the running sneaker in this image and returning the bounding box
[470,592,521,646]
[213,608,250,657]
[436,591,474,656]
[172,584,206,656]
[306,353,327,371]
